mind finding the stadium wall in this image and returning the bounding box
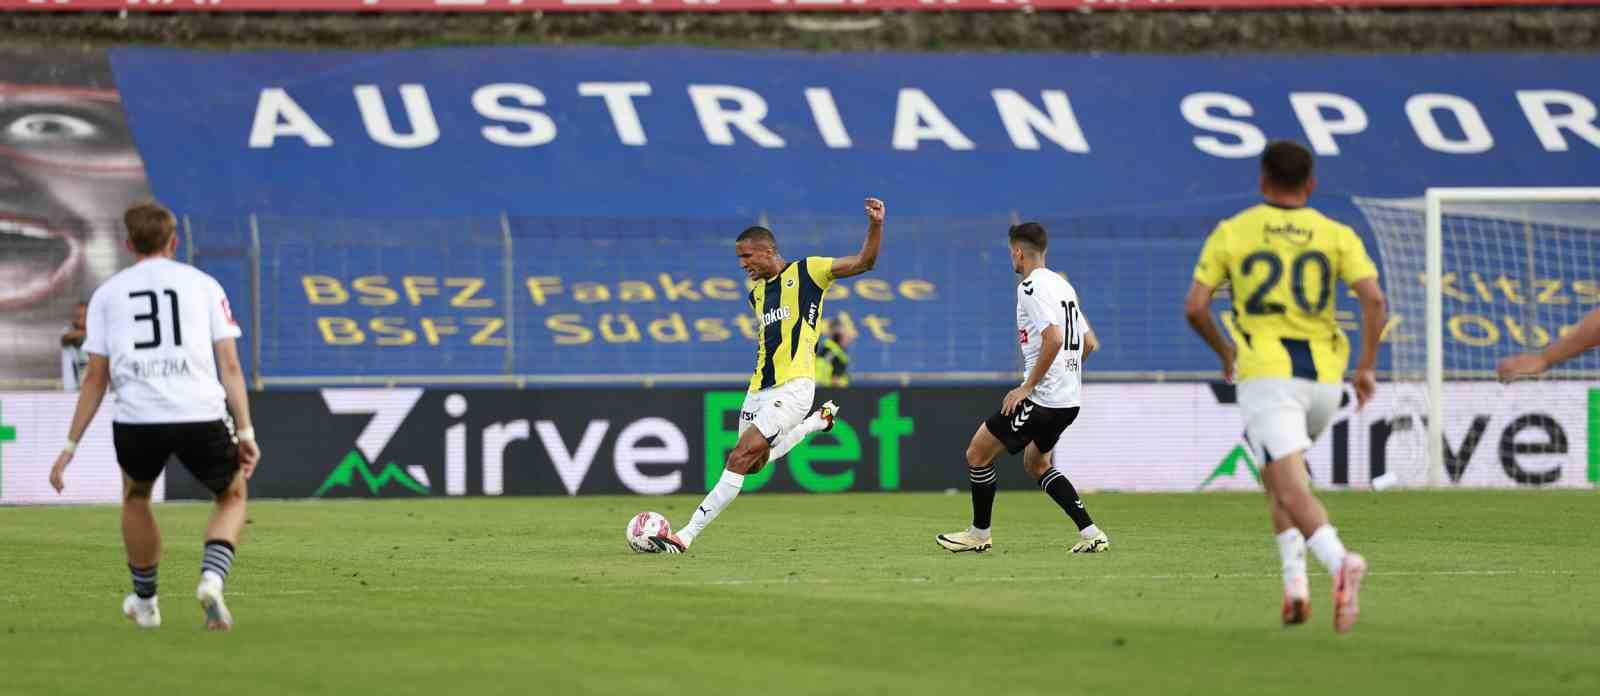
[3,385,1593,504]
[1,8,1599,53]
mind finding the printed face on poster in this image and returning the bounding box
[0,51,152,384]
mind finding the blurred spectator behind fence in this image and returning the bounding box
[816,325,855,388]
[60,300,88,391]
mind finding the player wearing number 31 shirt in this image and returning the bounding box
[936,222,1110,556]
[49,203,260,632]
[1184,140,1388,632]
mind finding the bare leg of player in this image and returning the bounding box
[935,424,1007,553]
[656,427,770,553]
[197,473,248,631]
[1261,451,1367,633]
[203,474,249,546]
[122,478,161,570]
[1023,446,1107,553]
[1270,498,1310,626]
[121,477,162,629]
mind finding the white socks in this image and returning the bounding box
[1276,529,1308,595]
[968,526,991,541]
[767,413,826,464]
[1306,525,1348,577]
[677,413,827,548]
[676,470,746,547]
[1080,524,1103,540]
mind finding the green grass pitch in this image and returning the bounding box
[2,490,1597,695]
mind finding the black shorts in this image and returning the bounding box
[983,400,1080,456]
[112,420,240,496]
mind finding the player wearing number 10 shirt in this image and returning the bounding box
[1184,140,1388,633]
[935,222,1110,556]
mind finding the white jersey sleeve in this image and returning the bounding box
[207,277,243,343]
[1017,279,1061,335]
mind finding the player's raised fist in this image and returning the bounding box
[864,197,886,224]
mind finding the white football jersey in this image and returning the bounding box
[84,258,242,424]
[1015,268,1091,409]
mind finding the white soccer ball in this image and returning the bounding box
[626,511,671,553]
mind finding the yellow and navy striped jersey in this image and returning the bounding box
[748,256,836,392]
[1193,203,1378,384]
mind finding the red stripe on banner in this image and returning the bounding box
[4,0,1600,12]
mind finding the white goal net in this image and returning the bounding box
[1355,188,1600,489]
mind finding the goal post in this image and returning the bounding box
[1357,187,1600,488]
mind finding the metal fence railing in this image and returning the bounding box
[3,201,1427,390]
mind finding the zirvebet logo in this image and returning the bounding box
[1200,384,1600,489]
[314,389,432,497]
[309,388,704,497]
[314,450,429,497]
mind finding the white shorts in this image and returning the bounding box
[739,378,815,442]
[1236,378,1342,467]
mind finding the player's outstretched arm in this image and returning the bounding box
[1350,277,1386,409]
[214,338,261,478]
[49,354,110,493]
[1183,281,1235,383]
[1499,306,1600,382]
[830,197,885,280]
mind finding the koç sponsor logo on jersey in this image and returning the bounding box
[760,307,792,329]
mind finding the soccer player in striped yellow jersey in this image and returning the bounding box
[646,198,886,553]
[1184,141,1388,633]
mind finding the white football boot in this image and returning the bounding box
[1069,530,1110,554]
[196,574,234,632]
[812,401,840,432]
[122,594,161,629]
[935,528,993,553]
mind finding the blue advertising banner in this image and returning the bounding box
[108,48,1600,219]
[105,48,1600,383]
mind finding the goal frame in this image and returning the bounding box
[1421,187,1600,485]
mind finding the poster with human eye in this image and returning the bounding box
[0,49,152,386]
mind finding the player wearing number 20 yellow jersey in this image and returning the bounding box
[1192,201,1378,384]
[1184,141,1387,635]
